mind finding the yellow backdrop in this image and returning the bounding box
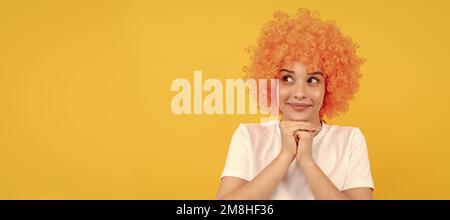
[1,0,450,199]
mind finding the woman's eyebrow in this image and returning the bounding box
[279,69,323,76]
[279,68,295,74]
[308,71,323,76]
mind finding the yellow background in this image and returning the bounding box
[1,0,450,199]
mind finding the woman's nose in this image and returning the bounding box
[292,83,306,99]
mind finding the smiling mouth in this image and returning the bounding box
[287,103,312,111]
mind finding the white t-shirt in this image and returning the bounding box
[220,120,375,200]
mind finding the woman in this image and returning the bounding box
[216,9,374,200]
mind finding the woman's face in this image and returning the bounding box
[278,61,325,122]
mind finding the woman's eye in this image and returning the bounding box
[308,77,320,84]
[282,75,294,83]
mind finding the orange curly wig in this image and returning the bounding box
[244,8,365,119]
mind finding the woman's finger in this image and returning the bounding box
[285,124,319,134]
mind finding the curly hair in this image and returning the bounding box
[244,8,365,119]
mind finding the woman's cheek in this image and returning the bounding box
[278,89,289,113]
[312,87,325,107]
[278,88,288,101]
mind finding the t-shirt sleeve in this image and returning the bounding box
[220,124,251,181]
[342,128,375,191]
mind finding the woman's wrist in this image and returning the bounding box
[297,156,316,168]
[277,151,295,162]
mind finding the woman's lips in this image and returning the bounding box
[287,103,312,111]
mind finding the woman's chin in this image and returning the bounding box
[282,112,311,121]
